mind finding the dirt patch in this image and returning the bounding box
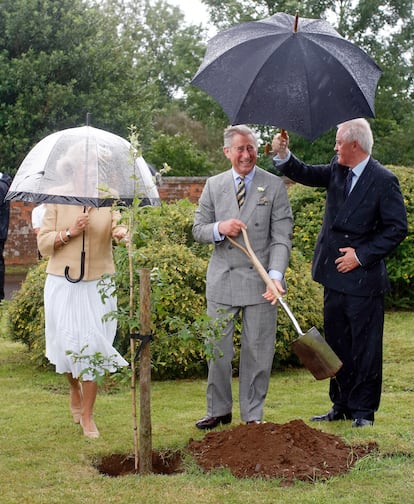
[97,449,183,476]
[97,419,377,482]
[188,419,377,481]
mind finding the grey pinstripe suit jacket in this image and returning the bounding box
[193,166,293,306]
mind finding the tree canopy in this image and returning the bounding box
[0,0,209,173]
[0,0,413,176]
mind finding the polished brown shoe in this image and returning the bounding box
[195,413,232,430]
[310,408,351,422]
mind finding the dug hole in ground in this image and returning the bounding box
[97,419,377,483]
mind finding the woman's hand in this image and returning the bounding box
[113,226,128,242]
[70,210,90,238]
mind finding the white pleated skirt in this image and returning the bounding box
[44,274,129,380]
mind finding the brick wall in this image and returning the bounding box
[157,176,207,203]
[6,201,39,266]
[5,175,292,267]
[5,177,208,266]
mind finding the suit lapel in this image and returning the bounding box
[239,169,267,218]
[220,170,240,213]
[334,160,375,223]
[219,168,268,217]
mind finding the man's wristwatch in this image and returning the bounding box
[65,228,71,240]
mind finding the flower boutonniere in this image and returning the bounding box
[256,186,268,205]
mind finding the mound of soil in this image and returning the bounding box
[187,419,377,481]
[97,419,377,482]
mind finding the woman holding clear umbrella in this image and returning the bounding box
[37,204,128,439]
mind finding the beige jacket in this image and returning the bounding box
[37,205,125,281]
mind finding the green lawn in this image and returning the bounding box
[0,310,413,503]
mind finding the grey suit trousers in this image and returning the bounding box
[206,300,277,422]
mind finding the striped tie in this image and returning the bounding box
[237,176,246,208]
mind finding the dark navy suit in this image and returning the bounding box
[278,155,407,421]
[0,173,12,300]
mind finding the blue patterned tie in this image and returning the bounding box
[344,170,354,198]
[237,176,246,208]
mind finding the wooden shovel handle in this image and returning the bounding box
[226,228,282,300]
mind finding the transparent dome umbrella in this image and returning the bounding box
[6,123,160,281]
[192,12,382,141]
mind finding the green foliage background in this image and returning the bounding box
[7,166,412,379]
[6,199,323,379]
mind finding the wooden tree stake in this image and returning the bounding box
[139,268,152,474]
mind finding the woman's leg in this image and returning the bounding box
[66,373,82,424]
[80,380,99,438]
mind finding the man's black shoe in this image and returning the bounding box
[310,408,350,422]
[352,418,373,428]
[195,413,232,430]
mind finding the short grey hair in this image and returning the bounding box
[337,118,374,155]
[223,125,258,149]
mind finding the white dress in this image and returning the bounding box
[31,203,47,230]
[44,274,128,380]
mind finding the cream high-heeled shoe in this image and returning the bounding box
[80,417,100,439]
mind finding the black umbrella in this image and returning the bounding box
[192,12,382,141]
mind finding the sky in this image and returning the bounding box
[168,0,215,34]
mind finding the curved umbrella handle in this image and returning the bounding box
[65,250,85,283]
[65,206,86,283]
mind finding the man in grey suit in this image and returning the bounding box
[272,118,407,427]
[193,125,293,429]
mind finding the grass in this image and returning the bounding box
[0,310,413,503]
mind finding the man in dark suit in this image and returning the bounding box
[193,125,293,429]
[271,118,408,427]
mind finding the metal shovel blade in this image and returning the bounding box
[291,327,343,380]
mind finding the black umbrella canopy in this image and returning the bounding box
[192,12,382,140]
[6,126,160,207]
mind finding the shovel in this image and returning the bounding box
[227,228,342,380]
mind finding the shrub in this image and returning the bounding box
[6,199,323,378]
[6,260,50,368]
[287,183,326,261]
[383,166,414,309]
[7,163,412,378]
[113,240,211,379]
[145,133,216,176]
